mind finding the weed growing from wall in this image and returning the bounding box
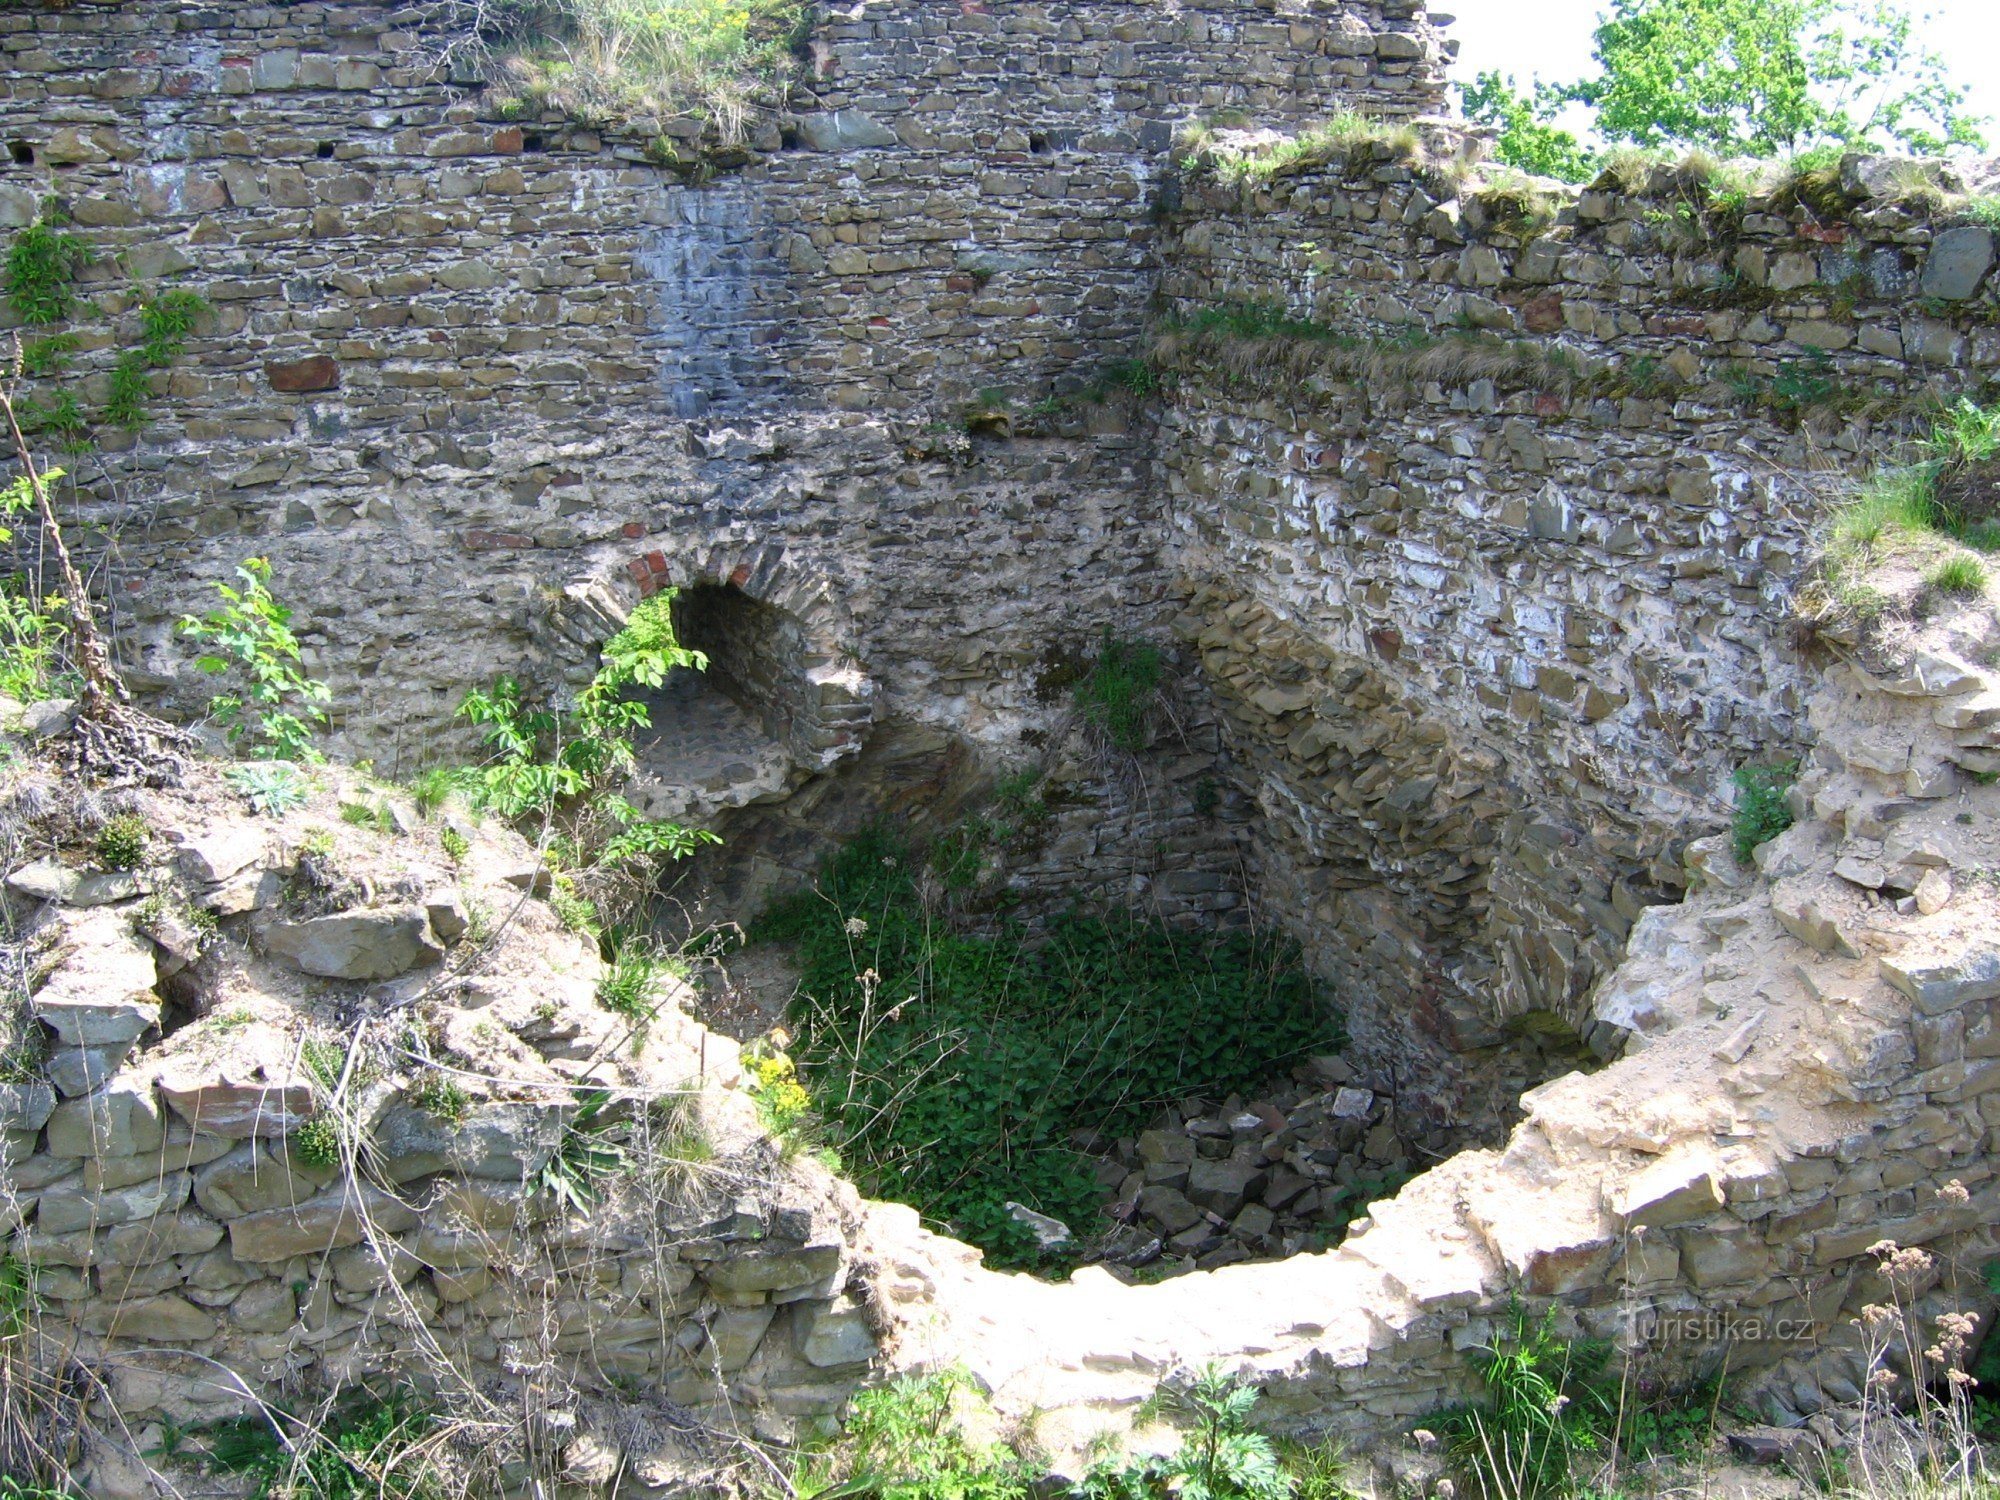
[180,558,333,763]
[1731,762,1798,865]
[782,1367,1031,1498]
[759,828,1333,1269]
[1434,1304,1616,1500]
[440,590,720,930]
[1074,627,1164,753]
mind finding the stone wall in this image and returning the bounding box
[0,752,889,1494]
[1150,144,2000,1087]
[0,0,1446,934]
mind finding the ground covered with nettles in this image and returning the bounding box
[755,827,1333,1269]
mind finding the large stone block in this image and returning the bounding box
[1919,226,1995,300]
[265,905,444,981]
[374,1102,563,1182]
[227,1184,420,1262]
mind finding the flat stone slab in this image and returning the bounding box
[31,911,160,1070]
[265,904,444,981]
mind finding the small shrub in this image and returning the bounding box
[438,825,470,864]
[1731,761,1798,866]
[1075,627,1164,753]
[180,558,332,763]
[224,762,311,818]
[1927,553,1990,596]
[93,813,150,871]
[1082,1367,1292,1500]
[298,827,336,860]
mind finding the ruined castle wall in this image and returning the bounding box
[0,0,1444,922]
[1151,151,2000,1083]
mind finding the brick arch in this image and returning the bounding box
[583,537,874,775]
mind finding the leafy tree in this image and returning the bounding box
[1458,0,1986,175]
[1460,72,1593,181]
[1573,0,1984,157]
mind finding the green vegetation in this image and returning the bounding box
[0,469,71,705]
[198,1390,440,1500]
[224,763,313,819]
[1435,1305,1615,1500]
[1074,628,1164,753]
[1731,761,1798,865]
[429,591,720,940]
[181,558,333,763]
[596,941,680,1021]
[3,207,92,327]
[6,205,208,450]
[786,1368,1031,1499]
[483,0,811,141]
[759,828,1331,1268]
[1082,1367,1296,1500]
[93,812,150,871]
[1928,553,1990,597]
[1462,0,1983,182]
[407,1069,470,1125]
[537,1087,627,1214]
[438,824,471,863]
[292,1114,342,1169]
[781,1368,1352,1500]
[105,289,210,430]
[1810,398,2000,625]
[1179,111,1427,187]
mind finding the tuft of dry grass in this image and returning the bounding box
[1176,111,1429,187]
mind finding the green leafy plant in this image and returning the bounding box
[93,813,150,871]
[4,209,93,327]
[1573,0,1980,158]
[198,1389,440,1500]
[225,762,312,818]
[1457,73,1592,182]
[438,824,471,863]
[761,829,1331,1268]
[181,558,332,763]
[1731,761,1798,865]
[1435,1305,1615,1500]
[1075,628,1164,753]
[408,1070,470,1125]
[291,1114,342,1169]
[537,1087,627,1214]
[1083,1367,1293,1500]
[789,1368,1030,1500]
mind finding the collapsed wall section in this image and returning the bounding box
[1152,146,2000,1085]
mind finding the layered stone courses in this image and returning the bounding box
[9,1,2000,1484]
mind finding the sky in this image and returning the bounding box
[1441,0,2000,145]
